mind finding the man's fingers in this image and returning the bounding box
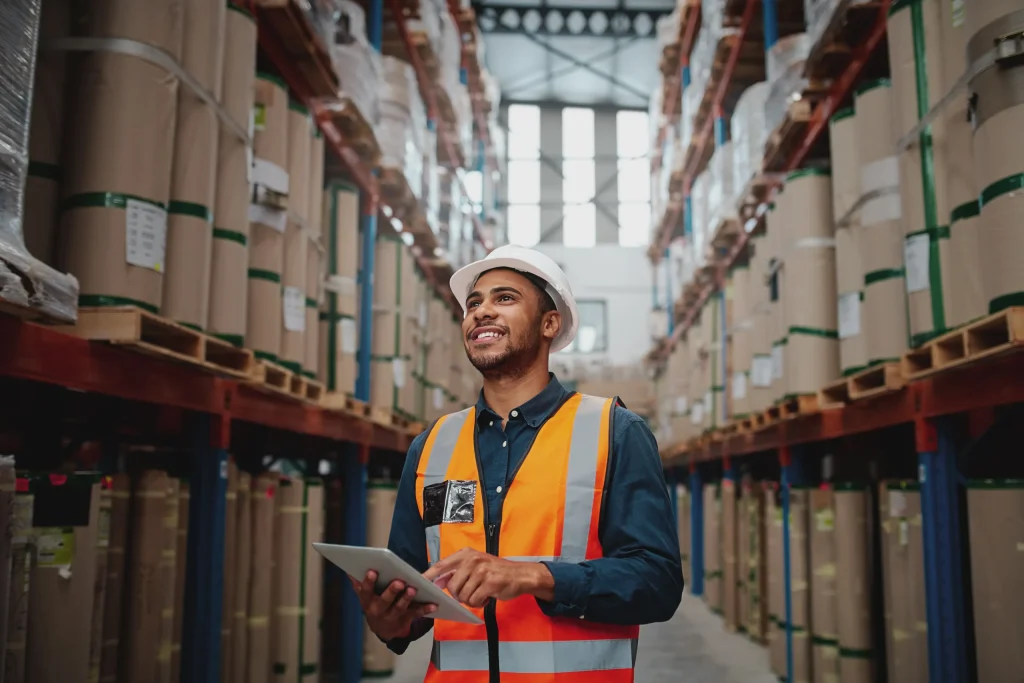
[415,603,438,619]
[359,570,378,596]
[392,586,416,613]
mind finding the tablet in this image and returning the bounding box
[312,543,484,625]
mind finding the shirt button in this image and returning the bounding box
[489,421,493,427]
[496,486,503,493]
[511,410,518,418]
[502,440,507,447]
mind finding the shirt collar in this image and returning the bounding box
[475,374,572,428]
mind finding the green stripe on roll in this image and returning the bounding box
[213,227,247,246]
[78,294,159,314]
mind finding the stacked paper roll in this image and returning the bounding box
[370,237,404,413]
[59,0,184,312]
[854,80,907,366]
[830,107,867,375]
[363,483,398,676]
[23,0,71,267]
[280,101,313,374]
[321,182,361,393]
[731,264,752,419]
[209,2,257,346]
[967,6,1024,318]
[767,196,787,405]
[247,73,289,361]
[162,0,226,329]
[887,0,949,347]
[747,233,772,412]
[780,168,839,395]
[305,129,326,378]
[835,486,875,682]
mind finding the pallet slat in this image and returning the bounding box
[901,308,1024,380]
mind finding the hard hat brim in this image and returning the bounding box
[449,256,578,354]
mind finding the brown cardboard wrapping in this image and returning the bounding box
[287,105,313,223]
[273,478,304,681]
[23,0,71,266]
[703,484,721,613]
[232,472,254,683]
[208,4,256,343]
[4,485,34,683]
[99,473,131,683]
[722,480,739,630]
[743,483,768,642]
[737,485,749,633]
[26,477,102,682]
[301,481,326,680]
[789,488,813,683]
[766,489,785,676]
[967,482,1024,682]
[305,238,323,378]
[123,471,169,682]
[222,463,239,681]
[254,74,289,182]
[248,226,285,360]
[879,482,928,683]
[170,482,190,682]
[308,132,326,238]
[363,483,398,675]
[854,81,908,364]
[677,486,690,577]
[835,487,874,681]
[87,487,112,683]
[157,478,181,682]
[248,473,277,683]
[809,488,838,683]
[281,221,309,371]
[965,0,1018,46]
[322,183,360,392]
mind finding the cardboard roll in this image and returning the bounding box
[247,225,285,360]
[287,103,313,224]
[74,0,184,60]
[208,132,251,342]
[280,221,308,370]
[221,3,257,131]
[29,0,71,167]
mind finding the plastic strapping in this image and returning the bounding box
[44,37,251,147]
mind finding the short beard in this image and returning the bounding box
[466,319,543,381]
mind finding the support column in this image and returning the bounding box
[689,464,705,596]
[182,413,229,683]
[917,417,969,683]
[780,444,807,683]
[763,0,779,51]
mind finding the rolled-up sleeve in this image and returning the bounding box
[384,432,434,654]
[536,412,684,624]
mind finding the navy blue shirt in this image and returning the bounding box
[385,375,684,653]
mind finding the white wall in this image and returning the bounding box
[535,243,651,367]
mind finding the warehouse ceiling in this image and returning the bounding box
[471,0,676,110]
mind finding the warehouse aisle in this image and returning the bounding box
[376,593,776,683]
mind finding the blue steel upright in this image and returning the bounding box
[763,0,779,50]
[689,467,704,596]
[781,446,807,683]
[341,3,382,682]
[181,414,229,683]
[918,418,969,683]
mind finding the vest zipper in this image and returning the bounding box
[475,442,501,683]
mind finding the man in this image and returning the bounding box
[351,245,683,681]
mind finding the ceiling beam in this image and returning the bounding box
[473,2,672,38]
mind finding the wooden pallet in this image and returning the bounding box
[59,306,254,378]
[255,0,338,99]
[805,0,887,81]
[779,394,819,419]
[818,375,851,409]
[322,392,373,417]
[291,375,325,404]
[848,362,904,401]
[323,98,382,168]
[763,98,813,173]
[901,307,1024,381]
[249,358,300,398]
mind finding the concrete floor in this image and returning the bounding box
[373,593,777,683]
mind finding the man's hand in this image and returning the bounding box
[350,571,437,641]
[423,548,555,608]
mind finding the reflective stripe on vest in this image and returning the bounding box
[559,394,605,563]
[430,638,638,673]
[423,408,472,565]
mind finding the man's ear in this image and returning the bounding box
[542,311,561,341]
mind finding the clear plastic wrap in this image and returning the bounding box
[681,82,703,151]
[805,0,841,48]
[764,35,812,133]
[730,82,769,192]
[656,9,682,51]
[333,36,381,126]
[377,56,428,194]
[690,171,710,268]
[707,142,737,228]
[0,0,79,322]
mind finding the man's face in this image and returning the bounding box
[461,269,560,378]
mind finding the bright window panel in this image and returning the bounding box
[507,204,541,247]
[464,170,483,206]
[563,203,596,248]
[616,110,650,158]
[506,160,540,204]
[562,159,596,204]
[507,104,540,160]
[559,300,607,353]
[618,203,652,247]
[562,107,595,159]
[617,158,651,202]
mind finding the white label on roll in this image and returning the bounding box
[283,286,305,332]
[433,387,444,409]
[751,356,772,387]
[889,490,907,517]
[732,371,747,400]
[125,199,168,272]
[704,390,712,416]
[771,344,784,381]
[904,233,931,294]
[392,357,407,388]
[860,156,902,225]
[419,301,428,327]
[675,396,688,414]
[339,317,357,354]
[248,203,287,233]
[691,400,704,425]
[838,291,862,339]
[252,158,290,195]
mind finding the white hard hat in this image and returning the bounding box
[449,244,579,353]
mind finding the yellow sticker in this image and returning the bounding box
[816,508,835,532]
[36,528,75,567]
[253,103,267,131]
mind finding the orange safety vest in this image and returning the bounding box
[415,393,639,683]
